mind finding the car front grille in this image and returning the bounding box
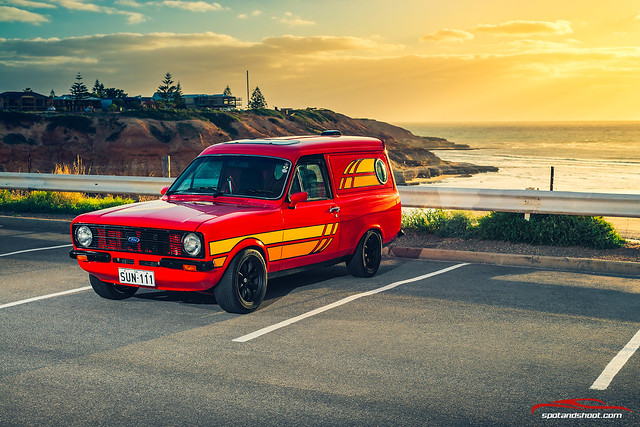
[76,225,194,258]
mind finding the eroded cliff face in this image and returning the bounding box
[0,110,496,184]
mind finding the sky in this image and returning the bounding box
[1,0,640,122]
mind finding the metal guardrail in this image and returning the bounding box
[400,186,640,218]
[0,172,639,218]
[0,172,174,196]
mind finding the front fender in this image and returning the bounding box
[224,238,271,271]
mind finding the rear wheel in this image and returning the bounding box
[347,230,382,278]
[89,274,138,300]
[214,249,267,314]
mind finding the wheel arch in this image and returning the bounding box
[225,238,270,269]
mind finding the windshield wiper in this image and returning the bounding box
[243,190,275,197]
[168,187,222,196]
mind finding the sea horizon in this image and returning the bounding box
[397,121,640,195]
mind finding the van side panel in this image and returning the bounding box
[326,153,401,256]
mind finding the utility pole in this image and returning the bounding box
[246,70,249,109]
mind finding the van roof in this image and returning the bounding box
[199,135,385,160]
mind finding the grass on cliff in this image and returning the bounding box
[402,209,625,249]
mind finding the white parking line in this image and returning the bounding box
[233,263,469,343]
[0,243,73,258]
[590,328,640,390]
[0,286,92,310]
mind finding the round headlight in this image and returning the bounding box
[75,225,93,247]
[183,233,202,257]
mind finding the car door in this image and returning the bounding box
[280,155,341,269]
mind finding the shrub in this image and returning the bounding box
[46,115,96,134]
[402,209,476,238]
[149,124,175,143]
[475,212,533,243]
[476,212,624,249]
[200,111,239,136]
[3,133,36,145]
[248,108,284,118]
[0,111,42,128]
[121,109,203,121]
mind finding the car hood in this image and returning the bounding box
[73,199,275,231]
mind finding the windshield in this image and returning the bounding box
[167,155,291,199]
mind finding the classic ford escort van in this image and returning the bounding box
[70,132,402,313]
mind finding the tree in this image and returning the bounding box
[92,79,105,98]
[23,87,33,93]
[104,87,127,99]
[223,85,232,96]
[248,86,267,109]
[173,81,185,109]
[70,72,90,110]
[49,89,56,99]
[157,72,176,107]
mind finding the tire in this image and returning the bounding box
[89,274,138,300]
[214,248,267,314]
[347,230,382,278]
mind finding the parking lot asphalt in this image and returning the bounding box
[1,217,639,426]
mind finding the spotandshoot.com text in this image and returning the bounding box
[540,412,624,420]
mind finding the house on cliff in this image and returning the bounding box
[0,91,52,111]
[152,92,241,110]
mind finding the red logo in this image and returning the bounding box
[532,398,633,415]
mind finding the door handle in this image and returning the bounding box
[329,206,340,214]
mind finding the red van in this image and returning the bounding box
[70,132,402,313]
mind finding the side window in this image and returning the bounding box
[290,157,332,201]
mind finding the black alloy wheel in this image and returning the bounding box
[215,248,267,313]
[347,229,382,278]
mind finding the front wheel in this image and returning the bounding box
[347,230,382,278]
[214,249,267,314]
[89,274,138,300]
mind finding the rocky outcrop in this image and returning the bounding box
[0,109,497,184]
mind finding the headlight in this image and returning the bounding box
[75,225,93,247]
[182,233,202,257]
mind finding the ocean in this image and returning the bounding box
[397,122,640,195]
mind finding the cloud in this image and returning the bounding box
[420,29,474,43]
[45,0,146,23]
[262,35,403,55]
[274,11,315,26]
[0,5,49,24]
[475,20,573,36]
[5,0,56,8]
[238,10,261,19]
[115,0,144,7]
[160,1,223,13]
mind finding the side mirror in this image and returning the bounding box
[288,192,308,209]
[160,186,169,196]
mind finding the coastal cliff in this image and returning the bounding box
[0,109,496,184]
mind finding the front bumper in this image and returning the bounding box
[70,249,220,292]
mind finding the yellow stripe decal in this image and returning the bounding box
[281,241,320,260]
[267,247,282,262]
[209,224,335,258]
[355,158,375,173]
[209,229,283,256]
[282,224,325,242]
[353,175,380,188]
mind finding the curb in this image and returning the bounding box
[385,246,640,277]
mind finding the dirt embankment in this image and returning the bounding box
[0,109,497,183]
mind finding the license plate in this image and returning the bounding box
[118,268,155,287]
